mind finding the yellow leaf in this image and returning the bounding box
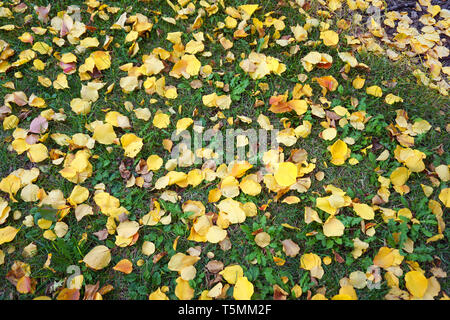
[320,30,339,46]
[329,139,349,165]
[238,4,259,18]
[70,98,91,115]
[274,162,297,187]
[147,155,163,171]
[323,216,345,237]
[153,112,170,129]
[233,276,254,300]
[175,277,194,300]
[90,51,111,70]
[32,42,52,55]
[120,133,143,158]
[287,99,308,115]
[352,76,365,89]
[282,196,300,204]
[206,226,227,243]
[170,54,201,79]
[67,185,89,206]
[332,293,353,300]
[3,115,19,130]
[300,253,321,270]
[0,226,19,245]
[0,199,11,223]
[116,220,139,238]
[366,85,383,97]
[373,247,403,269]
[54,222,68,238]
[321,127,337,141]
[93,123,117,145]
[27,143,48,163]
[53,73,69,90]
[185,40,205,54]
[220,265,244,284]
[338,52,358,67]
[149,287,169,300]
[120,76,139,93]
[376,150,390,161]
[390,166,410,186]
[0,174,21,201]
[352,203,375,220]
[43,229,57,240]
[291,284,303,298]
[38,76,52,87]
[412,119,432,135]
[304,206,322,224]
[352,238,369,259]
[385,93,403,105]
[282,239,300,257]
[142,241,155,256]
[134,108,151,121]
[60,52,77,64]
[80,37,99,48]
[83,245,111,270]
[240,174,261,196]
[435,165,449,182]
[224,16,237,29]
[405,271,428,298]
[439,188,449,207]
[176,118,194,134]
[168,253,200,272]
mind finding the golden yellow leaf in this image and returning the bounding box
[329,139,349,165]
[53,73,69,90]
[175,277,194,300]
[233,276,254,300]
[220,265,244,284]
[83,245,111,270]
[90,51,111,70]
[120,133,143,158]
[439,188,449,207]
[93,123,117,145]
[390,166,410,186]
[206,226,227,243]
[149,287,169,300]
[405,271,428,298]
[366,85,383,97]
[274,162,297,187]
[323,216,345,237]
[352,203,375,220]
[67,185,89,206]
[153,112,170,129]
[0,226,19,245]
[320,30,339,46]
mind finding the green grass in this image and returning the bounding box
[0,0,448,300]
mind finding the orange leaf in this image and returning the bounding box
[57,288,80,300]
[269,95,291,113]
[314,76,338,91]
[113,259,133,274]
[16,276,33,294]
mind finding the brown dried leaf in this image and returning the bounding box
[93,229,108,241]
[281,239,300,257]
[83,281,100,300]
[205,260,224,274]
